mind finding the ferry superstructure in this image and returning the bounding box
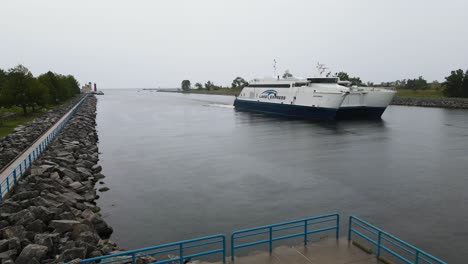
[234,77,349,120]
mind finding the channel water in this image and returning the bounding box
[96,89,468,263]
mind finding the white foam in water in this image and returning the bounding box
[206,103,234,109]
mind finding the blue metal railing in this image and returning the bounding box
[0,95,88,200]
[348,216,447,264]
[79,234,226,264]
[230,213,339,261]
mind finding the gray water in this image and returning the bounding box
[96,89,468,263]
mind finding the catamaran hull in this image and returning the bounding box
[336,106,387,120]
[234,99,338,120]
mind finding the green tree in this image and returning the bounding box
[282,70,293,79]
[430,80,442,91]
[0,69,6,107]
[38,71,60,104]
[195,82,203,90]
[443,69,467,97]
[335,72,362,86]
[1,65,34,114]
[231,77,248,89]
[181,80,191,91]
[336,72,349,81]
[205,81,214,90]
[28,78,49,111]
[405,76,428,90]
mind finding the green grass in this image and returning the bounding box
[0,112,42,138]
[396,89,444,98]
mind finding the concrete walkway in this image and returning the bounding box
[0,96,87,197]
[202,238,378,264]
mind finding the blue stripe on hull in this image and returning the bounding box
[233,99,338,120]
[336,107,387,120]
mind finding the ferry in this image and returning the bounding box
[336,80,396,119]
[234,76,349,120]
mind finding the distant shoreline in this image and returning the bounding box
[157,90,468,109]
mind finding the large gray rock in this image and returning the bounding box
[0,202,22,214]
[28,206,55,223]
[2,226,26,240]
[91,164,102,173]
[8,209,35,226]
[31,197,62,208]
[76,231,100,244]
[11,191,39,201]
[61,168,80,181]
[0,239,9,252]
[69,182,83,190]
[71,224,91,239]
[8,237,20,251]
[49,220,80,234]
[15,244,48,264]
[76,167,92,179]
[25,219,46,233]
[58,247,86,262]
[0,249,17,261]
[34,234,54,252]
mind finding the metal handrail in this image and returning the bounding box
[230,213,339,261]
[79,234,226,264]
[348,216,447,264]
[0,95,89,200]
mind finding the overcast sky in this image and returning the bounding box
[1,0,467,88]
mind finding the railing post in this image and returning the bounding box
[132,253,136,264]
[348,216,352,241]
[6,177,10,191]
[222,235,226,263]
[336,214,340,240]
[304,220,308,245]
[19,164,23,176]
[415,251,419,264]
[377,231,382,258]
[231,235,235,261]
[179,243,184,264]
[13,170,17,184]
[269,227,273,253]
[29,153,32,166]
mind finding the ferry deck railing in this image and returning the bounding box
[0,95,88,200]
[230,213,339,261]
[79,234,226,264]
[348,216,447,264]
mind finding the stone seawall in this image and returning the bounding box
[0,96,86,170]
[0,96,121,263]
[390,96,468,109]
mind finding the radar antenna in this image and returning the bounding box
[316,63,328,77]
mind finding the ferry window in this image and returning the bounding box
[248,84,291,88]
[294,83,307,87]
[307,78,338,84]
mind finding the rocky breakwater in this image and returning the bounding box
[0,95,121,263]
[0,96,86,170]
[391,96,468,109]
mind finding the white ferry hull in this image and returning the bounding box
[234,86,346,120]
[337,89,396,119]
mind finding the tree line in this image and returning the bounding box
[337,69,468,98]
[182,69,468,98]
[181,77,249,91]
[0,65,80,115]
